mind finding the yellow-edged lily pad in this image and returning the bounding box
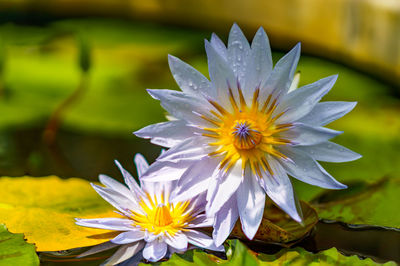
[0,176,120,251]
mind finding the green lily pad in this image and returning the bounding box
[155,239,395,265]
[259,246,396,265]
[311,177,400,229]
[0,224,39,266]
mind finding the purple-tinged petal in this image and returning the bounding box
[243,26,273,101]
[106,241,144,265]
[210,33,228,60]
[227,23,251,85]
[259,156,302,222]
[165,232,188,250]
[205,40,238,112]
[140,159,192,182]
[236,166,265,240]
[212,195,239,246]
[111,231,145,245]
[168,54,215,98]
[280,123,342,146]
[171,156,219,203]
[185,230,224,252]
[298,101,357,126]
[275,75,338,124]
[147,89,210,126]
[98,174,135,201]
[91,184,136,215]
[75,218,134,231]
[259,43,301,104]
[142,240,168,262]
[295,141,361,163]
[134,153,149,178]
[134,120,199,148]
[114,160,145,198]
[77,241,118,258]
[206,162,243,216]
[156,137,209,163]
[187,214,213,228]
[278,147,347,189]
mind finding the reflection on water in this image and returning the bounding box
[0,127,161,182]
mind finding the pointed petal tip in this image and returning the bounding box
[240,223,257,241]
[257,26,266,33]
[114,159,122,167]
[291,213,303,224]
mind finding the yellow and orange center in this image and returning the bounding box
[200,85,292,177]
[130,193,193,236]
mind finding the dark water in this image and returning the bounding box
[1,127,399,264]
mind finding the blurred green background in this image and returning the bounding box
[0,0,399,264]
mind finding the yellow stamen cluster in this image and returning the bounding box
[131,192,193,236]
[201,85,292,177]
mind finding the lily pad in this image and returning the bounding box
[311,177,400,229]
[259,246,396,265]
[230,201,318,245]
[0,176,120,251]
[0,224,39,266]
[157,239,395,265]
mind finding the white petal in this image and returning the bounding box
[165,232,188,250]
[259,43,301,104]
[278,147,347,189]
[140,159,192,182]
[243,27,273,101]
[212,195,239,246]
[259,156,302,222]
[296,141,361,162]
[105,241,144,265]
[275,75,338,124]
[75,218,134,231]
[98,174,134,201]
[156,137,209,163]
[91,184,137,215]
[210,33,228,60]
[206,162,243,216]
[185,230,224,252]
[134,153,149,179]
[236,167,265,240]
[77,241,118,258]
[111,231,145,245]
[147,89,210,126]
[134,120,199,148]
[168,55,215,98]
[227,23,251,85]
[187,214,213,228]
[142,240,168,262]
[171,156,219,203]
[205,40,238,111]
[298,101,357,126]
[114,160,144,197]
[280,123,342,146]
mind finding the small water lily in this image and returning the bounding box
[75,154,223,265]
[135,23,361,246]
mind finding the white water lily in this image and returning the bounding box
[135,24,361,246]
[75,154,223,265]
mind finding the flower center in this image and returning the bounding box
[130,193,193,236]
[154,204,173,226]
[231,120,262,150]
[199,85,293,176]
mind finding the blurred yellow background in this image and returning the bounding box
[1,0,399,86]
